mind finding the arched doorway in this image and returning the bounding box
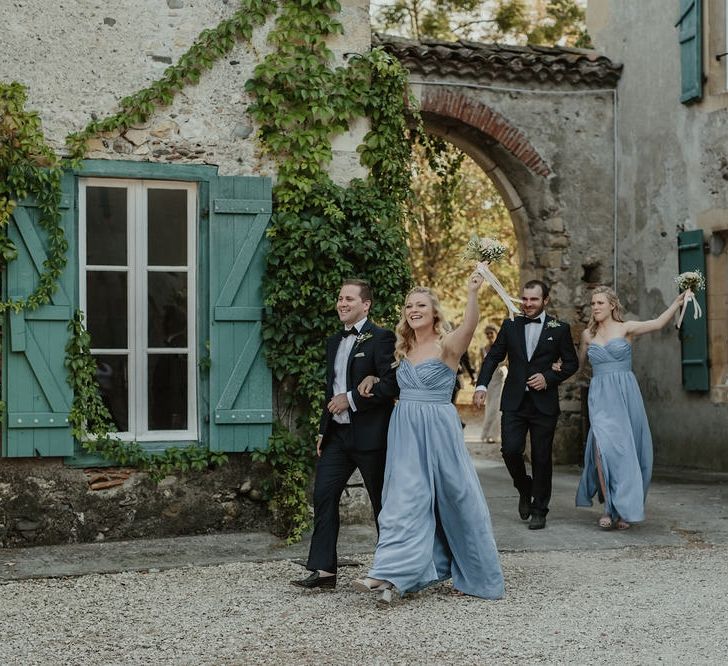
[380,35,622,460]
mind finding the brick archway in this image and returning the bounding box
[420,88,552,178]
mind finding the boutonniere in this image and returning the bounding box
[354,331,373,347]
[546,320,561,329]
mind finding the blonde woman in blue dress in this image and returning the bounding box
[576,285,685,530]
[352,265,504,603]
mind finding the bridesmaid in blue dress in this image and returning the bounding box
[575,286,685,530]
[352,265,504,603]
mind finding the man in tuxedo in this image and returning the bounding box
[473,280,578,530]
[291,279,398,589]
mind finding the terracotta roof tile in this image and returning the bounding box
[374,34,622,88]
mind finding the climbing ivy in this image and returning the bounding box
[0,82,68,314]
[248,1,414,538]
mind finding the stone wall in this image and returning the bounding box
[0,0,370,183]
[587,0,728,470]
[0,457,273,548]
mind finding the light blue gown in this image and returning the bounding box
[576,338,653,523]
[368,358,504,599]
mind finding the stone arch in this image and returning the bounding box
[420,88,552,178]
[416,87,555,285]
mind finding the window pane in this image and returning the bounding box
[148,189,187,266]
[148,272,187,348]
[87,272,127,348]
[94,354,129,432]
[86,187,127,265]
[148,354,188,430]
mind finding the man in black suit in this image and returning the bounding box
[474,280,578,530]
[291,279,398,589]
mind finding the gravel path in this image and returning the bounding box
[2,544,726,665]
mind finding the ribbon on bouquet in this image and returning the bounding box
[476,263,522,320]
[675,288,702,328]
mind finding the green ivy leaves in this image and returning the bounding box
[0,82,68,314]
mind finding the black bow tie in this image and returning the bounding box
[342,327,358,337]
[523,318,541,325]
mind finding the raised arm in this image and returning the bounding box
[578,329,591,372]
[624,292,685,338]
[442,264,485,366]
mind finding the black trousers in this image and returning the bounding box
[306,423,386,573]
[501,392,559,516]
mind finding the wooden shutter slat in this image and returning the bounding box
[3,172,76,457]
[213,212,269,308]
[677,0,702,103]
[208,176,273,453]
[215,322,263,411]
[213,306,264,321]
[677,229,709,391]
[11,206,71,305]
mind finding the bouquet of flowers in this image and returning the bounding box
[674,270,705,328]
[461,234,508,264]
[464,235,521,320]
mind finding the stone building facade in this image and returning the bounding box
[587,0,728,471]
[0,0,371,547]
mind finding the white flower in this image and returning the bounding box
[354,331,373,347]
[461,234,508,264]
[674,270,705,292]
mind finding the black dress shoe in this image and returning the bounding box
[528,514,546,530]
[290,571,336,589]
[518,492,532,520]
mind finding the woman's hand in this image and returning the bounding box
[358,375,380,398]
[469,262,487,292]
[552,359,563,372]
[675,291,687,307]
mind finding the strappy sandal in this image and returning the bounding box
[352,577,392,593]
[598,515,613,530]
[450,588,466,597]
[615,519,631,530]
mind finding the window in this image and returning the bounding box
[79,179,197,441]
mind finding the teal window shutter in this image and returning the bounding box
[208,175,273,452]
[2,173,77,456]
[677,229,709,391]
[676,0,703,103]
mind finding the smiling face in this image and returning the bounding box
[485,328,497,344]
[404,291,436,332]
[521,285,548,319]
[590,292,615,323]
[337,284,370,327]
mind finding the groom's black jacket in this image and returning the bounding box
[477,314,578,416]
[318,319,398,451]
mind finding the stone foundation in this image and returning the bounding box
[0,455,272,548]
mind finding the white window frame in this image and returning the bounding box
[79,178,198,443]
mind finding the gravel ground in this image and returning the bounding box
[2,544,726,665]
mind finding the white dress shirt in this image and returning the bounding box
[524,312,545,360]
[332,317,368,424]
[476,313,545,392]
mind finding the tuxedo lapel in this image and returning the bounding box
[533,315,552,357]
[346,319,372,387]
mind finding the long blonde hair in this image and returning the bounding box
[394,286,452,361]
[587,285,625,336]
